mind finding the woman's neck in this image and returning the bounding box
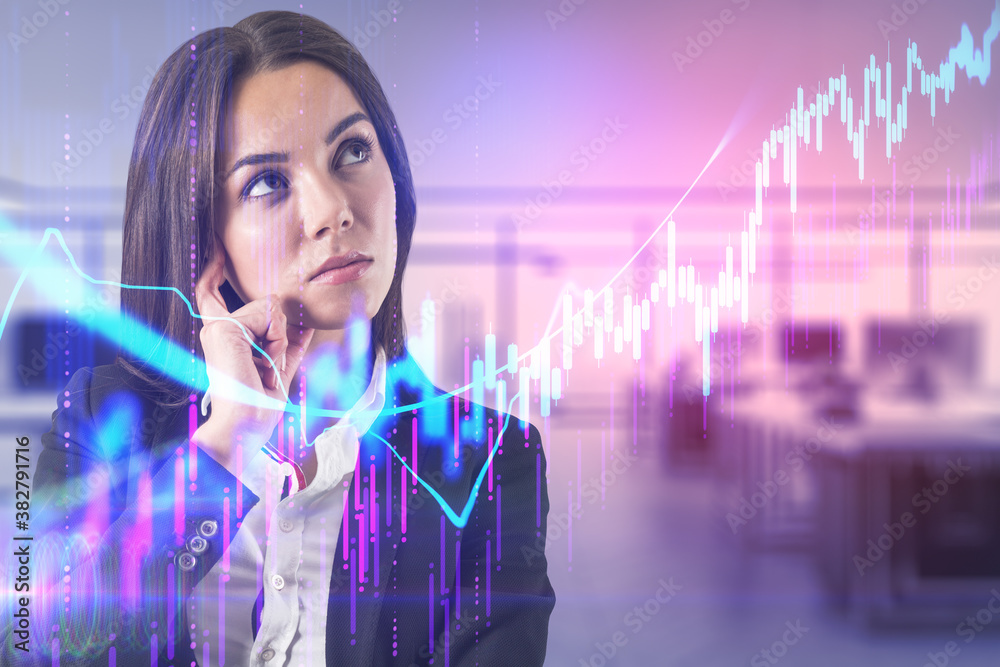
[284,326,377,488]
[290,325,375,437]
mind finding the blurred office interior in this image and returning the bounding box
[2,0,1000,664]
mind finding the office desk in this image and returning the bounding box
[727,388,1000,624]
[722,388,827,549]
[815,394,1000,626]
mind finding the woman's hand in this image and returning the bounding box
[192,236,315,474]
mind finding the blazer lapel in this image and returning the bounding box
[326,350,480,663]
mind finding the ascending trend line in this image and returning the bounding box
[0,3,996,526]
[491,0,1000,404]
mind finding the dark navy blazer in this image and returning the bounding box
[23,350,555,666]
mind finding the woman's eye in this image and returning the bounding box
[244,171,286,200]
[338,139,372,167]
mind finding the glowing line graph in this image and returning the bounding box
[495,0,1000,403]
[0,135,731,419]
[0,4,996,527]
[5,5,997,408]
[0,223,499,416]
[369,395,521,528]
[0,152,722,529]
[0,225,277,408]
[0,223,528,528]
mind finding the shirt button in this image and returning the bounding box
[187,535,208,555]
[198,519,219,538]
[175,552,197,572]
[279,519,295,533]
[260,647,276,661]
[271,574,285,590]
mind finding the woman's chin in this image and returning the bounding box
[280,296,364,328]
[294,311,374,335]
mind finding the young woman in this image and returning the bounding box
[26,11,554,666]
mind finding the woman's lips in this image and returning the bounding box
[309,259,373,285]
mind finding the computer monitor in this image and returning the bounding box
[864,318,978,385]
[782,320,844,366]
[12,313,118,392]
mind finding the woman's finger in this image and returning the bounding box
[201,293,287,396]
[280,324,316,389]
[258,295,288,390]
[212,293,282,346]
[252,355,278,390]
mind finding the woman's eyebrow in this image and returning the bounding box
[223,112,372,183]
[224,151,288,182]
[325,111,370,145]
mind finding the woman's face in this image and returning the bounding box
[215,60,397,334]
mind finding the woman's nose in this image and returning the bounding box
[300,171,353,239]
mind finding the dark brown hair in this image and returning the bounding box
[117,10,416,407]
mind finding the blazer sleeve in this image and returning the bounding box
[433,416,556,666]
[17,366,260,666]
